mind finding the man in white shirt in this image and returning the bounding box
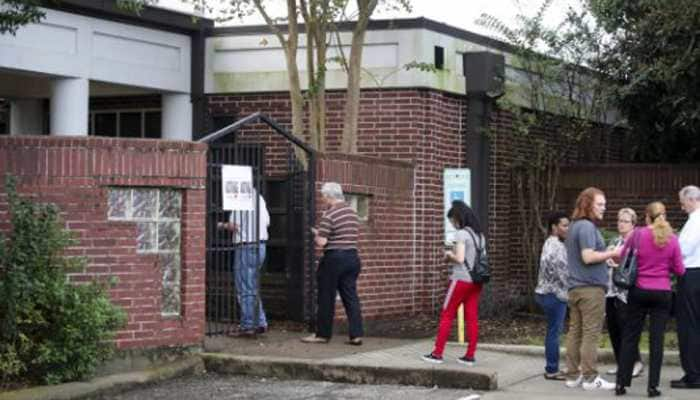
[673,185,700,389]
[218,192,270,337]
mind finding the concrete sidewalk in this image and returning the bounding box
[202,330,680,391]
[203,333,497,390]
[1,330,693,400]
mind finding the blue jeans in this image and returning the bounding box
[536,293,567,373]
[234,244,267,330]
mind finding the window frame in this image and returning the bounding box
[89,108,162,138]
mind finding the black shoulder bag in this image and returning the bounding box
[465,229,491,284]
[613,228,640,289]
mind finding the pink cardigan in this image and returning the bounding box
[622,227,685,291]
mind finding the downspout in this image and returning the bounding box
[463,52,505,238]
[190,25,209,139]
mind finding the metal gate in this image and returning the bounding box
[198,113,316,336]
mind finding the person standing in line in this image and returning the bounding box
[421,200,484,366]
[615,202,685,397]
[563,187,621,391]
[606,208,644,378]
[671,185,700,389]
[534,211,570,380]
[218,191,270,337]
[302,182,364,345]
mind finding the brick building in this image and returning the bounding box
[1,1,629,348]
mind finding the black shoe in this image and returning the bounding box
[647,387,661,397]
[229,328,256,338]
[615,385,626,396]
[670,379,700,389]
[255,326,268,335]
[420,353,444,364]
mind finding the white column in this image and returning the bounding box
[161,93,192,141]
[50,78,89,136]
[9,99,44,135]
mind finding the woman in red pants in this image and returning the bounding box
[421,200,484,366]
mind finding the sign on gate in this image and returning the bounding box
[443,168,471,244]
[222,165,254,211]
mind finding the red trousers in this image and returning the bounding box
[432,280,483,358]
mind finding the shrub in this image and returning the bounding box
[0,176,126,386]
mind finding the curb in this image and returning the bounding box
[0,356,204,400]
[474,343,680,366]
[200,353,498,391]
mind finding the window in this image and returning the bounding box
[89,109,161,138]
[0,99,9,135]
[108,188,182,316]
[434,46,445,70]
[346,193,370,222]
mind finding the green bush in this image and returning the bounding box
[0,176,126,386]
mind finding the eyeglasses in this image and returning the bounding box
[618,219,633,224]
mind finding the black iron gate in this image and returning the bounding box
[198,113,316,336]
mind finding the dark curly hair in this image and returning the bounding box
[546,211,569,235]
[447,200,482,235]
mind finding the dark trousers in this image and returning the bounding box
[677,269,700,384]
[617,287,672,389]
[316,249,364,339]
[606,297,640,366]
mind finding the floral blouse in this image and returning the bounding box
[535,236,569,302]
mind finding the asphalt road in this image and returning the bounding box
[104,364,699,400]
[103,373,475,400]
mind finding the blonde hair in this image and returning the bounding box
[618,208,638,225]
[646,202,673,246]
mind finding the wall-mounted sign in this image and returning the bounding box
[222,165,254,211]
[444,168,471,244]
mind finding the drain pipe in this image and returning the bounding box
[463,52,505,237]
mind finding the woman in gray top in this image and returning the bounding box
[421,200,485,366]
[605,208,643,378]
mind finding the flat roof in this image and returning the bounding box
[41,0,214,34]
[210,17,513,53]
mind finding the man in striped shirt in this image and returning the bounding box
[301,182,364,345]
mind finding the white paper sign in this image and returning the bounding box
[444,168,471,244]
[222,165,254,211]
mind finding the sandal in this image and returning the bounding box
[300,334,329,344]
[346,337,363,346]
[544,371,567,381]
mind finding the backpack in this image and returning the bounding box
[465,229,491,284]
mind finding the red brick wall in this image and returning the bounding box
[206,89,632,319]
[315,153,414,320]
[486,109,626,298]
[558,164,700,232]
[0,136,207,350]
[208,88,468,316]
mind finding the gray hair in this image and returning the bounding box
[321,182,344,201]
[680,185,700,201]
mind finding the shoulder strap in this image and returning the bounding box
[628,228,641,251]
[464,228,483,251]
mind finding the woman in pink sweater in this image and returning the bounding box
[615,202,686,397]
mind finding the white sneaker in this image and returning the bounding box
[565,374,583,388]
[632,361,644,377]
[582,375,616,391]
[606,367,617,375]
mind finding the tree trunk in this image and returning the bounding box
[340,0,377,153]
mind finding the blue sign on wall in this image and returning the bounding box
[443,168,471,244]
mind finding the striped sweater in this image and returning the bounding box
[318,202,359,250]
